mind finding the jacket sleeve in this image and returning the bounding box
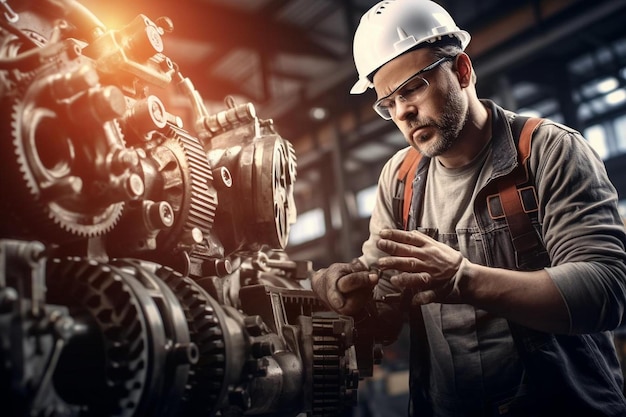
[532,121,626,334]
[359,147,411,268]
[357,147,412,341]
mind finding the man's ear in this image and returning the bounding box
[455,53,473,88]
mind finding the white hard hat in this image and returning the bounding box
[350,0,471,94]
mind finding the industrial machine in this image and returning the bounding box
[0,1,374,416]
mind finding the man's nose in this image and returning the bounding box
[394,96,417,121]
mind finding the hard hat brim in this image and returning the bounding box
[350,77,373,94]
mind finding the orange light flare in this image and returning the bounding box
[80,0,183,30]
[75,1,246,128]
[76,1,201,70]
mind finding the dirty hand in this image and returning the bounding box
[376,228,469,304]
[311,259,379,315]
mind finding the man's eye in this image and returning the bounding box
[404,82,426,95]
[382,100,395,109]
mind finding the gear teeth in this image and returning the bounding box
[311,317,356,417]
[157,267,227,415]
[157,126,218,261]
[176,131,218,255]
[46,258,148,416]
[4,91,124,241]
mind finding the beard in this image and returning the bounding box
[410,87,467,157]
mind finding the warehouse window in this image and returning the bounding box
[288,208,325,245]
[614,114,626,153]
[356,185,378,218]
[584,124,609,159]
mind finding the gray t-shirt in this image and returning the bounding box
[419,143,526,415]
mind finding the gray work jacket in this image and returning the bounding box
[359,100,626,416]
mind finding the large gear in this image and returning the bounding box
[152,126,218,261]
[2,91,125,241]
[46,257,151,417]
[157,267,228,416]
[267,138,297,249]
[0,16,128,241]
[236,135,297,251]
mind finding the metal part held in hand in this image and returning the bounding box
[375,291,412,305]
[369,265,413,305]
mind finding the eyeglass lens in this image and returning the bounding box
[375,77,429,119]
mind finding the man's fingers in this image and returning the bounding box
[336,271,378,293]
[377,240,413,257]
[379,228,430,246]
[412,290,437,305]
[311,261,380,315]
[376,230,432,257]
[390,272,431,290]
[377,255,427,271]
[327,290,346,309]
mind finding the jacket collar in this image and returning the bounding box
[482,99,520,180]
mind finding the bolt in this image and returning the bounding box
[150,99,164,125]
[217,166,232,188]
[188,228,204,244]
[177,227,204,251]
[201,258,232,277]
[127,95,167,135]
[216,259,232,276]
[160,56,174,72]
[125,174,145,198]
[147,201,174,229]
[172,342,199,365]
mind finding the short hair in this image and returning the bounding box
[429,39,477,84]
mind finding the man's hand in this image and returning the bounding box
[311,259,378,315]
[376,229,468,304]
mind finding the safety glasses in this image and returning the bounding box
[373,55,456,120]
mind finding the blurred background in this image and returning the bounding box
[79,0,626,414]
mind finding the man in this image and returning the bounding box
[311,0,626,416]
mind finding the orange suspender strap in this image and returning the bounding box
[396,117,544,254]
[517,117,543,168]
[497,117,544,254]
[396,147,422,230]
